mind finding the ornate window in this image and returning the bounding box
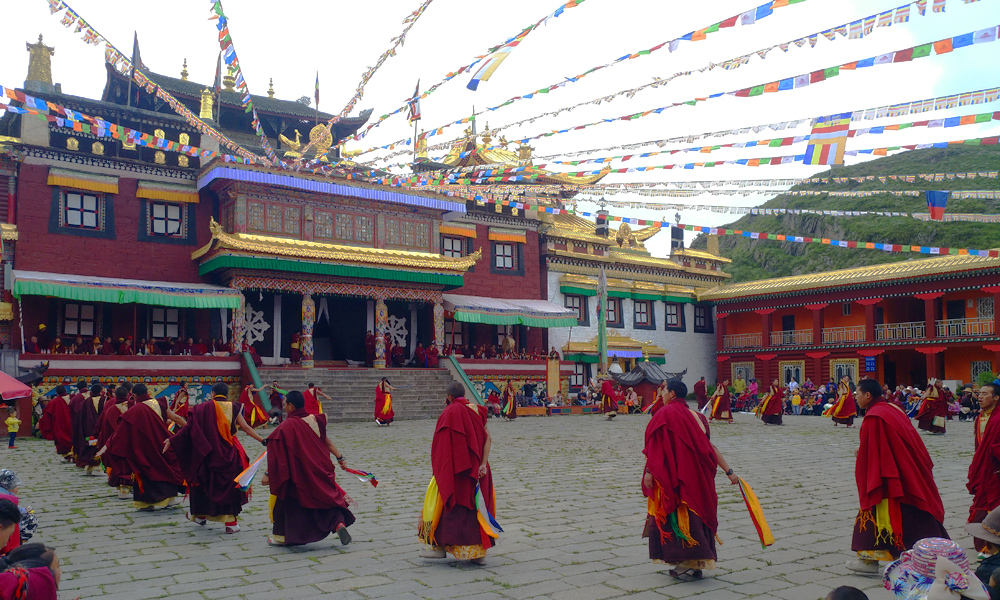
[151,307,181,339]
[402,221,415,246]
[830,359,859,383]
[335,214,354,241]
[494,243,515,270]
[731,361,755,382]
[570,363,586,387]
[386,219,400,246]
[607,298,622,326]
[265,205,282,233]
[385,217,427,249]
[564,295,587,325]
[63,192,100,229]
[665,303,685,331]
[634,300,651,327]
[314,211,333,238]
[694,305,713,333]
[355,216,374,243]
[149,202,184,236]
[283,206,300,235]
[444,319,463,346]
[64,303,96,337]
[780,360,805,385]
[248,202,265,230]
[442,236,465,258]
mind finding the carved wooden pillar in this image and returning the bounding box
[755,309,774,348]
[856,298,883,343]
[915,292,943,340]
[374,299,388,369]
[805,303,827,346]
[433,300,444,351]
[301,293,315,369]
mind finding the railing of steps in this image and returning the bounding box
[445,355,485,405]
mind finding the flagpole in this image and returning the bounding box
[412,120,418,166]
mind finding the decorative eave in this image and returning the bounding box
[672,247,733,264]
[1,224,18,242]
[564,332,668,363]
[194,220,479,288]
[701,253,1000,303]
[548,259,728,287]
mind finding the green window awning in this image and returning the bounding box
[199,255,465,289]
[443,294,579,328]
[12,270,243,309]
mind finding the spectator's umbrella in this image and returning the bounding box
[0,371,32,401]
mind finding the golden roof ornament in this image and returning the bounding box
[223,66,236,92]
[25,34,55,89]
[180,58,189,81]
[481,122,492,145]
[199,88,214,120]
[517,142,533,162]
[267,78,274,98]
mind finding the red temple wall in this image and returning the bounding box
[447,224,542,300]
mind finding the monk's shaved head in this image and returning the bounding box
[826,586,868,600]
[446,381,465,399]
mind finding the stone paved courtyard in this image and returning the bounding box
[3,410,982,599]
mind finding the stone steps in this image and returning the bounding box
[258,367,454,423]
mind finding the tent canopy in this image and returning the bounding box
[12,270,243,309]
[0,371,31,401]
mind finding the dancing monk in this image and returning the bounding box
[419,381,496,565]
[847,379,949,575]
[968,381,1000,554]
[693,377,708,410]
[101,383,186,511]
[824,376,857,427]
[709,380,733,423]
[96,387,133,499]
[374,378,395,426]
[71,383,106,475]
[38,385,73,461]
[915,380,948,434]
[167,382,265,533]
[600,378,618,420]
[756,379,783,425]
[264,390,355,546]
[642,380,739,579]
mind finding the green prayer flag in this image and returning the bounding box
[949,248,959,254]
[768,234,777,240]
[637,50,651,55]
[81,124,91,134]
[911,43,932,59]
[684,100,698,106]
[824,66,840,78]
[975,113,992,123]
[749,85,765,96]
[768,139,783,147]
[897,123,913,130]
[705,23,721,33]
[965,139,982,146]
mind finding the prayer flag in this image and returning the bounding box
[235,451,266,491]
[975,26,998,44]
[926,190,948,220]
[468,51,511,91]
[314,71,320,107]
[475,484,502,539]
[407,80,421,124]
[343,467,379,488]
[738,478,774,549]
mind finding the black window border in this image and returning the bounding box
[607,297,625,329]
[664,302,686,332]
[490,242,524,276]
[48,187,116,240]
[138,199,198,246]
[694,304,714,334]
[633,299,656,331]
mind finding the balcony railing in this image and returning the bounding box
[822,326,865,344]
[875,321,926,341]
[770,329,813,346]
[723,333,762,349]
[936,317,996,338]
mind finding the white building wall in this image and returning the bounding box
[546,271,716,388]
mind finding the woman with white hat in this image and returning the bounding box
[883,537,990,600]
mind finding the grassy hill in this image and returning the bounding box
[688,146,1000,283]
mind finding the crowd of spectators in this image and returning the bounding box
[24,324,231,357]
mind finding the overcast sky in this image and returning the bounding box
[4,0,999,255]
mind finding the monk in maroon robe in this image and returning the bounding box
[693,377,708,410]
[415,343,426,368]
[968,381,1000,553]
[238,384,268,428]
[168,383,265,533]
[170,382,190,420]
[915,381,948,434]
[38,385,73,460]
[600,378,618,420]
[419,381,495,564]
[709,380,733,423]
[71,383,106,474]
[364,331,375,367]
[426,345,440,368]
[847,379,949,575]
[265,390,355,546]
[97,387,133,498]
[374,378,395,426]
[642,380,739,578]
[758,380,784,425]
[303,384,328,416]
[99,337,115,355]
[105,383,186,511]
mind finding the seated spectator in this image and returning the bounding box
[825,587,868,600]
[884,537,990,600]
[0,543,64,599]
[117,337,134,356]
[426,344,439,368]
[49,337,66,354]
[23,337,40,354]
[967,505,1000,587]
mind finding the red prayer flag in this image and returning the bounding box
[893,47,915,62]
[719,15,739,27]
[810,70,826,83]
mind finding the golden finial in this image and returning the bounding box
[25,34,55,88]
[267,78,274,98]
[199,88,214,120]
[180,58,189,81]
[223,66,236,92]
[481,122,492,145]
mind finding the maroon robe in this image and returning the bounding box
[642,398,718,563]
[375,383,394,423]
[38,395,73,456]
[170,397,250,520]
[968,407,1000,552]
[415,346,426,368]
[429,398,495,550]
[600,380,617,414]
[710,387,732,422]
[97,399,131,488]
[71,393,107,468]
[693,380,708,410]
[364,334,376,367]
[852,398,948,555]
[303,389,321,416]
[760,385,783,425]
[427,346,440,368]
[267,409,355,545]
[916,388,947,433]
[23,340,39,353]
[109,397,184,505]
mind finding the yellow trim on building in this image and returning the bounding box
[563,332,668,356]
[672,248,732,263]
[0,302,12,321]
[46,167,119,194]
[439,223,478,238]
[137,181,200,204]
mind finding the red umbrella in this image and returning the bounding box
[0,371,32,401]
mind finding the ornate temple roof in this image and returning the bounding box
[194,219,479,289]
[672,247,732,264]
[700,252,1000,302]
[563,332,668,363]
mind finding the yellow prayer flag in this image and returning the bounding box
[738,477,775,548]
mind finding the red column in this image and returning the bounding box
[716,312,728,352]
[856,298,882,343]
[985,345,1000,374]
[807,351,829,384]
[755,309,774,349]
[917,346,946,381]
[756,353,777,384]
[915,292,943,340]
[805,303,827,346]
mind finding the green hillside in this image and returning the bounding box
[688,146,1000,283]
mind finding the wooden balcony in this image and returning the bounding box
[770,329,813,346]
[822,326,865,344]
[722,333,762,349]
[936,317,995,338]
[875,321,926,341]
